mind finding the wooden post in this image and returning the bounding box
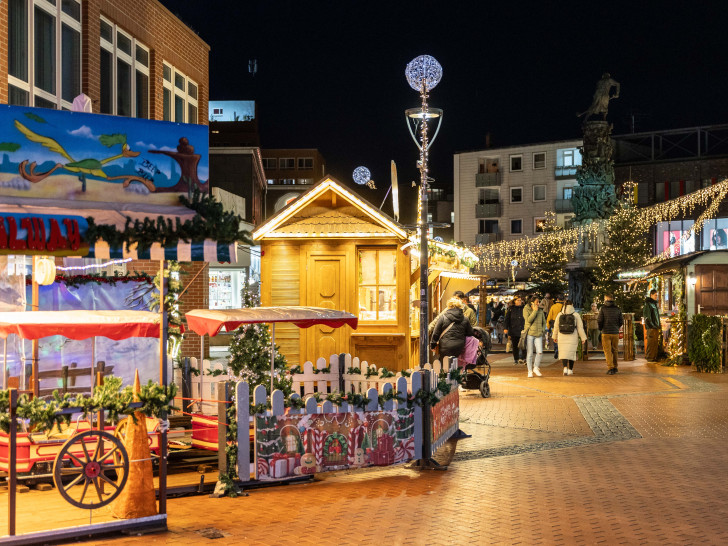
[158,260,168,515]
[479,277,487,328]
[623,313,635,361]
[217,382,230,475]
[2,338,7,391]
[8,388,18,536]
[31,256,39,398]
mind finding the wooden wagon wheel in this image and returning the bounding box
[53,429,129,509]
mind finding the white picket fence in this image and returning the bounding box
[225,356,460,481]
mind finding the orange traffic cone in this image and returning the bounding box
[111,369,157,518]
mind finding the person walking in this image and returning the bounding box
[643,289,661,362]
[552,299,587,376]
[504,296,526,365]
[430,297,475,360]
[588,302,601,349]
[524,296,547,377]
[454,290,477,327]
[598,294,624,375]
[542,293,553,317]
[546,295,565,359]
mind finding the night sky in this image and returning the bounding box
[159,0,728,224]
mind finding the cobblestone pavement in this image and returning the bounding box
[89,356,728,545]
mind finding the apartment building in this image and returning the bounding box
[453,139,582,246]
[261,149,326,219]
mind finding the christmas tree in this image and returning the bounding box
[593,184,652,314]
[529,212,569,296]
[227,278,292,395]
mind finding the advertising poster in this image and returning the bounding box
[710,228,728,250]
[0,104,208,207]
[431,390,459,446]
[255,408,416,480]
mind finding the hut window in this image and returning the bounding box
[358,249,397,322]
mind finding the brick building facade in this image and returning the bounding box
[3,0,212,359]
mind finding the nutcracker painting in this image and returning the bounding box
[255,407,416,480]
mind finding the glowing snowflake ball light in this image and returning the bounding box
[405,55,443,92]
[352,166,371,186]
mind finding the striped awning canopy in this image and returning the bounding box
[0,199,238,263]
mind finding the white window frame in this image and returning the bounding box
[510,154,523,172]
[297,157,313,169]
[279,158,295,169]
[533,152,546,169]
[510,186,523,204]
[534,217,546,233]
[162,62,199,124]
[262,158,277,170]
[510,218,523,235]
[563,186,574,200]
[533,184,546,202]
[8,0,82,110]
[100,17,149,118]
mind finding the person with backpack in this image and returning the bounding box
[552,299,587,376]
[523,296,547,377]
[546,295,565,359]
[597,294,624,375]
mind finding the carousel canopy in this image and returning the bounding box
[185,307,359,337]
[0,310,160,340]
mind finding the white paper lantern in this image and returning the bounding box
[34,257,57,285]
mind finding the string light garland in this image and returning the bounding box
[56,258,133,272]
[472,178,728,273]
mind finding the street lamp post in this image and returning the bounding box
[405,55,443,369]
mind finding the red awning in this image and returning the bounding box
[0,310,161,340]
[185,307,359,337]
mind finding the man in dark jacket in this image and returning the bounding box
[643,289,661,362]
[597,294,624,374]
[504,296,526,364]
[430,300,474,359]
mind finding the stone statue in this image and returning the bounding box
[577,73,620,121]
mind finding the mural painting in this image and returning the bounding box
[0,105,208,206]
[255,408,416,480]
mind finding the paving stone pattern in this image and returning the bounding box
[88,357,728,545]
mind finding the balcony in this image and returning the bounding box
[475,203,500,218]
[475,232,501,245]
[555,199,573,213]
[555,166,578,179]
[475,172,500,187]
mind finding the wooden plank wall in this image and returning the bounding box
[263,243,301,365]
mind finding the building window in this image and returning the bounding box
[479,188,499,205]
[358,249,397,322]
[533,185,546,202]
[100,18,149,118]
[297,157,313,169]
[510,155,523,172]
[297,178,314,185]
[451,211,456,223]
[162,62,198,123]
[479,220,498,234]
[266,179,276,185]
[510,219,523,235]
[533,152,546,169]
[8,0,81,109]
[262,158,277,170]
[510,187,523,203]
[280,178,295,185]
[563,187,573,200]
[279,158,295,169]
[534,217,546,233]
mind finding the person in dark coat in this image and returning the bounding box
[597,294,624,374]
[504,296,526,364]
[430,297,475,359]
[643,289,661,362]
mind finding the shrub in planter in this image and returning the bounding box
[687,314,723,373]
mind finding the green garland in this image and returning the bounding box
[26,272,154,289]
[85,190,254,254]
[311,365,331,374]
[0,377,177,434]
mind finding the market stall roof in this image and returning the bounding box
[0,310,160,340]
[619,250,728,281]
[185,307,359,337]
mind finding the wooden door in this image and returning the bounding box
[695,265,728,315]
[306,255,346,361]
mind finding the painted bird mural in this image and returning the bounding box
[13,120,155,192]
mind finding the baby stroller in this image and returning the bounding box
[461,326,492,398]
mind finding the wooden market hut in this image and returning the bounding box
[253,177,416,370]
